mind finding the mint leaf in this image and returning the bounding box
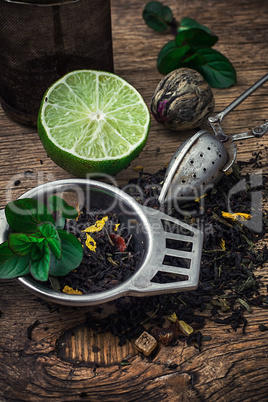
[5,198,54,234]
[175,28,218,48]
[48,276,61,292]
[0,242,30,279]
[31,243,45,261]
[38,222,61,259]
[178,17,211,34]
[8,233,43,256]
[157,40,191,74]
[48,195,78,219]
[30,241,50,281]
[49,229,83,277]
[143,1,173,32]
[189,47,237,88]
[54,216,66,230]
[157,28,218,75]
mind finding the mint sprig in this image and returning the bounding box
[142,1,174,32]
[143,2,237,88]
[0,197,83,282]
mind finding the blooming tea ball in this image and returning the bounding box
[151,68,215,131]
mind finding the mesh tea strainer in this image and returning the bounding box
[0,179,203,306]
[159,73,268,204]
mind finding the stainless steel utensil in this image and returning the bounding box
[0,179,203,306]
[159,74,268,205]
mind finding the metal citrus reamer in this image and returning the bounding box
[159,73,268,204]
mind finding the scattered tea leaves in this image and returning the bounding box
[84,166,267,350]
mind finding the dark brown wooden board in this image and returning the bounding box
[0,0,268,400]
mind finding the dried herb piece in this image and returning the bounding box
[110,234,127,252]
[151,321,179,346]
[135,331,158,356]
[259,324,268,332]
[27,319,40,340]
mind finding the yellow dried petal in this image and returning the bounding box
[75,204,82,221]
[133,165,143,171]
[168,312,178,322]
[85,234,96,252]
[62,285,82,295]
[178,320,194,336]
[114,223,120,232]
[82,216,108,233]
[220,238,226,250]
[222,211,252,222]
[195,194,207,202]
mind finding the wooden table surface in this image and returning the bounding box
[0,0,268,400]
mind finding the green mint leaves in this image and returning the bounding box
[142,1,173,32]
[5,198,54,233]
[178,17,212,34]
[143,2,237,88]
[0,197,83,282]
[188,48,237,89]
[0,242,30,279]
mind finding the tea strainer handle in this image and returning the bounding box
[128,206,203,296]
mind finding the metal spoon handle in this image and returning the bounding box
[214,73,268,123]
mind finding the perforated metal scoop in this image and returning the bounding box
[0,179,203,306]
[159,74,268,204]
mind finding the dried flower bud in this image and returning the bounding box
[151,68,214,131]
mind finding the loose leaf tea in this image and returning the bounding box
[84,162,267,349]
[54,208,142,294]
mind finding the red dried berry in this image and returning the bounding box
[110,233,127,252]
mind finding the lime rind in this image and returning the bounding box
[38,70,150,174]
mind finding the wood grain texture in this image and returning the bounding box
[0,0,268,400]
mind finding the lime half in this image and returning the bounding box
[37,70,150,176]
